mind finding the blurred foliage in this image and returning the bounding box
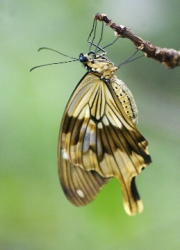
[1,0,180,249]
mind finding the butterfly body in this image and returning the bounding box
[58,52,151,215]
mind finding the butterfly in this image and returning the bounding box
[57,19,151,216]
[31,18,151,216]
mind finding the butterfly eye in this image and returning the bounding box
[79,53,88,62]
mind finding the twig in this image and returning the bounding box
[94,13,180,69]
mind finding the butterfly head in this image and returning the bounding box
[79,52,118,80]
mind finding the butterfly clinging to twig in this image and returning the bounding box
[31,17,151,216]
[57,19,151,216]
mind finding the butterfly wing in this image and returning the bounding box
[59,153,111,206]
[58,72,151,215]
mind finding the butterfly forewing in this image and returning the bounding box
[58,72,151,215]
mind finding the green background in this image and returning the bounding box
[1,0,180,249]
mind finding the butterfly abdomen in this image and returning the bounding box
[110,77,138,124]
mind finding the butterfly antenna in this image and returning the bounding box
[30,59,78,72]
[38,47,78,60]
[30,47,79,71]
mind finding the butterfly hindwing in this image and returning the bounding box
[59,151,111,206]
[58,72,151,215]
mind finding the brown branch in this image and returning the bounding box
[94,13,180,69]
